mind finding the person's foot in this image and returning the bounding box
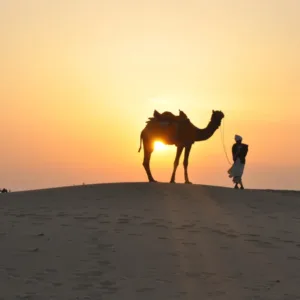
[234,185,239,189]
[240,185,244,189]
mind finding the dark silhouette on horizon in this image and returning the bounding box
[138,109,225,183]
[228,135,249,189]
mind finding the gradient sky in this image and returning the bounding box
[1,0,300,191]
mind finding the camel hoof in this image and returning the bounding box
[149,180,158,183]
[170,180,176,184]
[185,181,192,184]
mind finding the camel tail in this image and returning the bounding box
[138,131,143,152]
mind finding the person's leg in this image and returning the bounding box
[234,176,243,189]
[233,177,239,188]
[240,164,245,189]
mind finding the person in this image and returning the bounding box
[228,134,248,189]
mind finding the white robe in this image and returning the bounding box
[228,158,245,184]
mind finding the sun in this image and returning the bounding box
[154,141,167,151]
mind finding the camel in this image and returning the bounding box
[138,109,225,183]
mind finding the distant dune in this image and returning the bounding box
[1,182,300,299]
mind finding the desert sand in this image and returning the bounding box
[1,182,300,299]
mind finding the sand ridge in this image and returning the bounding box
[1,182,300,299]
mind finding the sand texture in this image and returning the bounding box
[1,183,300,299]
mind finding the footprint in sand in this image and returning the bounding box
[97,221,110,224]
[128,233,143,236]
[155,278,172,284]
[45,268,57,273]
[182,241,196,246]
[188,229,201,233]
[141,221,157,226]
[241,233,260,238]
[182,224,196,228]
[136,287,155,293]
[117,218,130,224]
[226,234,239,238]
[244,239,278,248]
[84,226,99,230]
[158,236,169,240]
[281,240,295,244]
[216,222,229,227]
[185,271,215,278]
[88,270,103,277]
[16,293,38,299]
[100,280,119,293]
[287,256,300,260]
[152,218,165,222]
[167,252,179,257]
[52,282,63,287]
[248,251,265,255]
[244,215,254,219]
[155,224,168,229]
[220,246,229,250]
[211,229,228,235]
[56,212,67,217]
[72,283,94,291]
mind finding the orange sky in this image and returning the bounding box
[1,0,300,191]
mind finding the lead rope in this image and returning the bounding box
[220,118,232,165]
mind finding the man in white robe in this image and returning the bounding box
[228,135,249,189]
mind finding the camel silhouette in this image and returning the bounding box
[138,109,225,183]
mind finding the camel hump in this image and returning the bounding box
[153,110,188,122]
[179,110,188,119]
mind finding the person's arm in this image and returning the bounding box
[240,144,248,158]
[232,144,237,161]
[244,145,248,156]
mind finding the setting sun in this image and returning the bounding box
[154,141,167,151]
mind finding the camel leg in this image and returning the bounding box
[142,145,157,183]
[170,145,184,183]
[183,145,192,184]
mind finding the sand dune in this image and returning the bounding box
[1,182,300,299]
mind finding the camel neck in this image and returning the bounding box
[195,121,220,141]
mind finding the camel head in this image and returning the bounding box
[211,110,224,128]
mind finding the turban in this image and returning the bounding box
[235,134,242,142]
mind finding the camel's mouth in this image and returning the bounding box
[213,116,224,125]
